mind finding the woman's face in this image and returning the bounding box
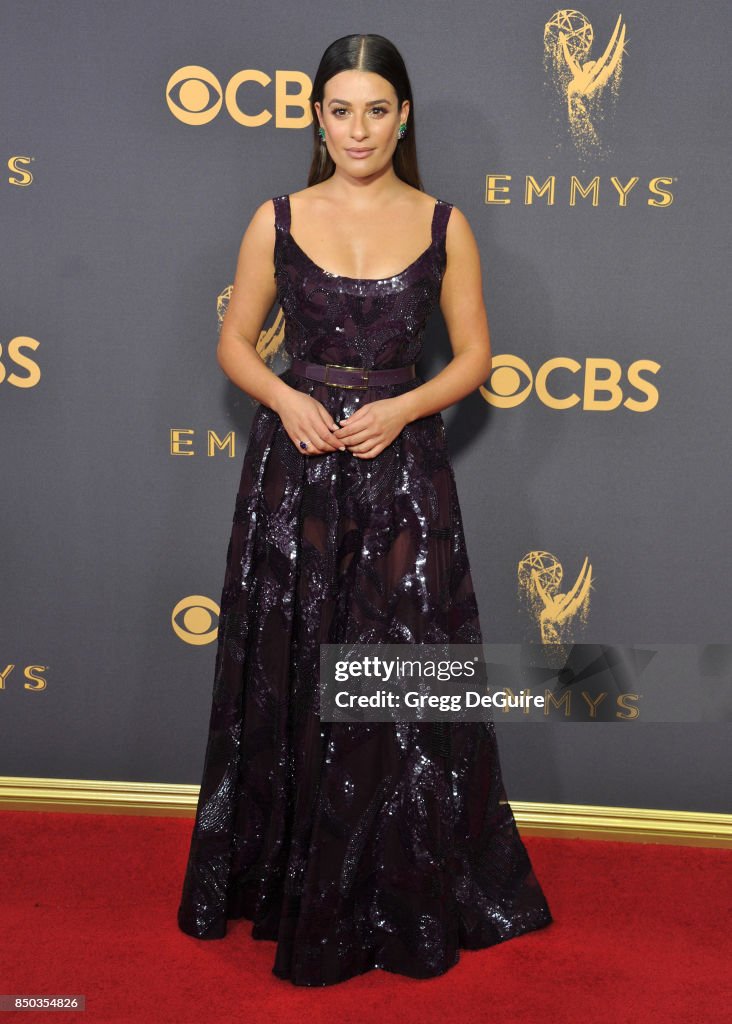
[314,70,409,176]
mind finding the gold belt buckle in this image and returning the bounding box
[324,362,370,389]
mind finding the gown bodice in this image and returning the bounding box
[272,193,453,370]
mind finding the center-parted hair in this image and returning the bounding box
[307,33,423,190]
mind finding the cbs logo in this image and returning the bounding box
[481,355,660,410]
[172,595,219,645]
[166,65,311,126]
[0,338,41,388]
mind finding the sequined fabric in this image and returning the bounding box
[177,193,553,985]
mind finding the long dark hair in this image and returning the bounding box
[307,34,423,190]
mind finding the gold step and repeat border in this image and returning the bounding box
[1,776,730,848]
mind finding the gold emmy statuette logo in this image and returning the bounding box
[172,595,220,645]
[7,156,34,186]
[217,287,288,393]
[544,10,628,158]
[518,550,593,644]
[255,307,287,367]
[0,337,41,388]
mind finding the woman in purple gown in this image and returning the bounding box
[177,32,553,986]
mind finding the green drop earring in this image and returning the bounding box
[318,126,325,141]
[398,122,407,140]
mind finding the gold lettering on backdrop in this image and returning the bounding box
[648,178,674,207]
[617,693,641,719]
[169,431,237,457]
[581,691,608,717]
[525,177,555,204]
[585,358,663,409]
[569,175,600,205]
[611,176,639,205]
[170,429,194,455]
[544,689,572,715]
[535,358,582,410]
[166,67,313,127]
[275,71,312,128]
[24,666,47,691]
[480,356,661,411]
[485,175,511,204]
[0,337,41,388]
[7,156,34,186]
[485,175,675,205]
[582,359,623,410]
[225,69,271,127]
[0,665,48,691]
[541,690,642,718]
[208,432,235,457]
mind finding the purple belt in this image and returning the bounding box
[291,357,416,390]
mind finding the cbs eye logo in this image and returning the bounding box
[166,65,311,126]
[481,355,661,411]
[172,595,219,645]
[0,337,41,388]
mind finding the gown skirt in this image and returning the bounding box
[177,193,553,986]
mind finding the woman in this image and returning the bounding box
[177,32,553,987]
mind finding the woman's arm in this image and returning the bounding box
[216,200,292,413]
[396,205,492,423]
[216,200,344,455]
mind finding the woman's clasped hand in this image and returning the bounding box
[275,389,410,460]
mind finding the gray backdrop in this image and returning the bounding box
[1,1,730,813]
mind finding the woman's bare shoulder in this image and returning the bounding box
[241,195,282,246]
[442,203,482,274]
[443,202,474,238]
[249,194,281,223]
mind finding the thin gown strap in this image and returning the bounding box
[272,194,291,234]
[431,199,453,258]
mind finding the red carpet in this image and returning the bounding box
[1,809,729,1023]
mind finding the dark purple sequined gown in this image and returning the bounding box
[177,193,553,985]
